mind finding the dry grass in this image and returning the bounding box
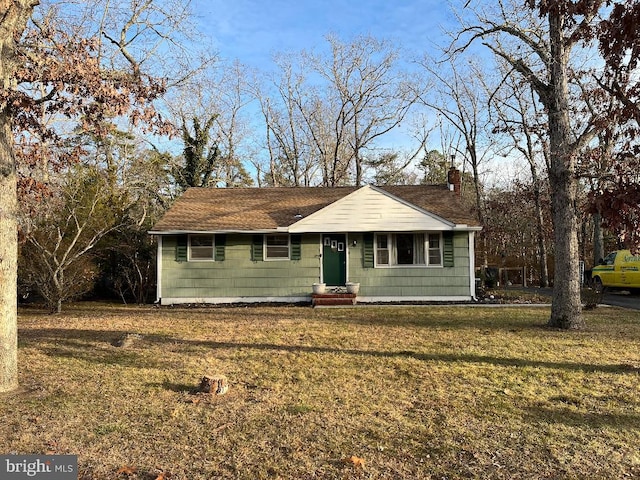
[2,303,640,479]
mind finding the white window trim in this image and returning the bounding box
[374,232,443,268]
[188,234,215,262]
[264,233,291,261]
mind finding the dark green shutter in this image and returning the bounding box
[290,234,302,260]
[363,233,374,268]
[443,232,454,267]
[175,235,188,262]
[251,235,263,261]
[215,234,226,261]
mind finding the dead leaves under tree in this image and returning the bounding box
[343,455,365,469]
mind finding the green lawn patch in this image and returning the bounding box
[3,304,639,479]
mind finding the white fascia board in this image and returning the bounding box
[149,226,481,235]
[453,225,483,232]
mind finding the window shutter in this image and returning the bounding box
[363,233,374,268]
[251,235,263,261]
[176,235,188,262]
[443,232,454,267]
[290,234,302,260]
[215,234,226,261]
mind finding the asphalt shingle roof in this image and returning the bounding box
[150,185,480,233]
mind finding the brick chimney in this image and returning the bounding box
[447,167,461,195]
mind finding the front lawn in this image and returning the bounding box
[3,304,639,479]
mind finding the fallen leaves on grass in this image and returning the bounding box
[343,455,365,469]
[44,440,58,455]
[116,466,137,476]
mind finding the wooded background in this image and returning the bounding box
[1,1,638,339]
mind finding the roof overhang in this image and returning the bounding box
[149,225,482,235]
[148,229,284,235]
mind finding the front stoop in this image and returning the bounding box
[312,293,357,307]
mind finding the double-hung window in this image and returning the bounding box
[189,234,215,261]
[376,235,390,265]
[375,232,442,267]
[265,234,290,260]
[427,233,442,265]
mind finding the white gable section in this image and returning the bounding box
[289,185,454,233]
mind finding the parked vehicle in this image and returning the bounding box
[591,250,640,292]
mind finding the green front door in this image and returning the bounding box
[323,234,346,286]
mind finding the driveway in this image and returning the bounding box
[601,290,640,310]
[536,288,640,310]
[522,287,640,311]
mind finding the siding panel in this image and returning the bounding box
[348,232,472,297]
[162,234,321,299]
[290,186,452,233]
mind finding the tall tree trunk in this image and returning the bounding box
[532,172,549,288]
[592,211,604,266]
[0,0,39,392]
[469,153,488,269]
[0,109,18,393]
[547,9,584,329]
[535,196,550,288]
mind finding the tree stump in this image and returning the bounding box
[199,374,229,395]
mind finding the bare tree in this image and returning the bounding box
[454,0,615,328]
[574,75,626,266]
[419,57,493,267]
[213,61,255,187]
[259,34,423,187]
[307,34,422,186]
[20,164,122,313]
[1,0,206,391]
[255,56,318,186]
[489,68,550,287]
[169,60,255,189]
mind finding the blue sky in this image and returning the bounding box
[191,0,459,69]
[184,0,518,185]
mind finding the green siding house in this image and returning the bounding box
[149,171,482,305]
